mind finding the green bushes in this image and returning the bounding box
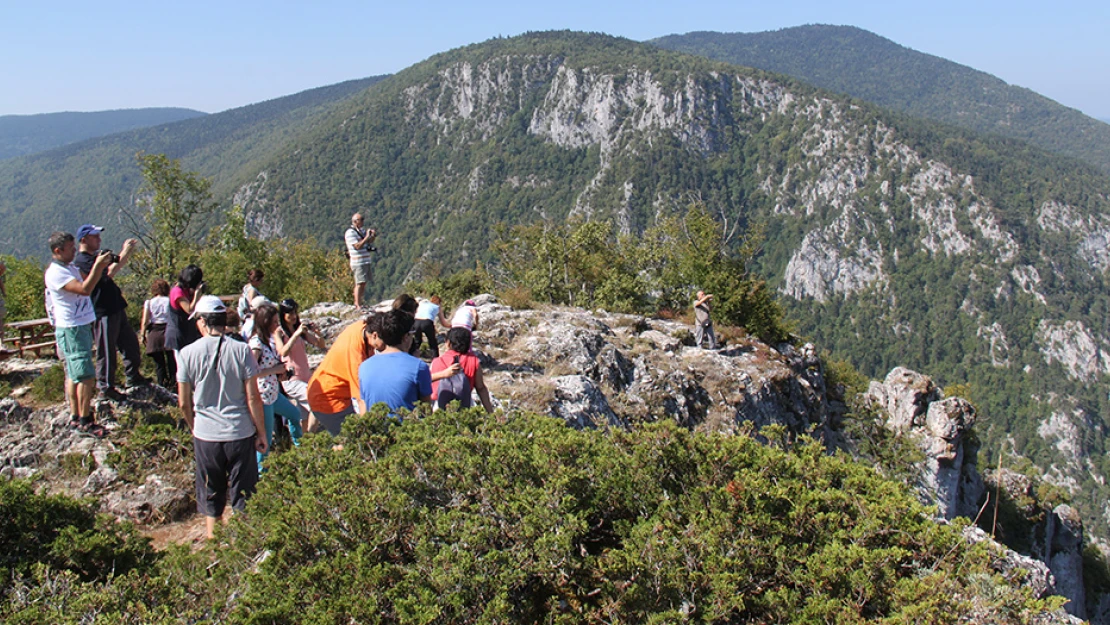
[491,204,792,343]
[0,479,154,584]
[1,410,1062,623]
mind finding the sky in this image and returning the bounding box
[2,0,1107,119]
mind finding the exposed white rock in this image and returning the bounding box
[781,213,887,302]
[1038,409,1085,458]
[1012,265,1048,305]
[976,322,1012,367]
[867,368,983,520]
[1036,319,1110,382]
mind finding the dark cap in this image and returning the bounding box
[76,224,104,240]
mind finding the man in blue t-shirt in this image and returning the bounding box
[359,308,432,415]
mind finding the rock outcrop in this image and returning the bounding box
[866,367,984,520]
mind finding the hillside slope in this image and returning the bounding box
[0,108,207,160]
[649,25,1110,174]
[219,32,1110,541]
[0,76,387,256]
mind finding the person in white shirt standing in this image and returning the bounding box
[44,231,112,437]
[345,212,377,310]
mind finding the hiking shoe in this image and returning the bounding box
[98,388,126,401]
[82,421,109,439]
[126,376,152,389]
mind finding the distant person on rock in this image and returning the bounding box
[450,299,480,332]
[693,290,716,349]
[140,278,176,388]
[176,295,267,540]
[345,212,377,309]
[44,231,113,438]
[410,295,450,358]
[237,269,265,323]
[73,224,148,398]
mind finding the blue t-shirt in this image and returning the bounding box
[358,351,432,414]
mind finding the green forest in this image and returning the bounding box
[3,31,1110,543]
[650,25,1110,173]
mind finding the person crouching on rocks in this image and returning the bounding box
[176,295,267,540]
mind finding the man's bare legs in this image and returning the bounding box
[76,378,96,418]
[354,282,366,308]
[66,377,77,416]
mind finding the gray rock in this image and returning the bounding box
[868,368,980,520]
[101,474,192,524]
[1046,505,1086,620]
[549,375,624,429]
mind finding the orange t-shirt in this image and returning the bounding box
[308,320,370,414]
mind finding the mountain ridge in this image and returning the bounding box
[0,108,207,160]
[217,31,1110,545]
[0,76,387,255]
[649,24,1110,174]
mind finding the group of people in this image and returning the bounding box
[40,213,716,539]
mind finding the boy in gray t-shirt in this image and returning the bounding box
[177,296,266,539]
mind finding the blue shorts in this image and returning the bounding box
[56,324,95,382]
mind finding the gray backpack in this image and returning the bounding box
[435,368,472,411]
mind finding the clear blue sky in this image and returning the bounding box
[2,0,1107,119]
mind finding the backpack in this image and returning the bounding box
[435,368,473,411]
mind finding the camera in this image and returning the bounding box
[98,249,121,264]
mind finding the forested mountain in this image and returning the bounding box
[222,32,1110,540]
[649,25,1110,174]
[0,108,206,160]
[0,76,387,256]
[3,31,1110,544]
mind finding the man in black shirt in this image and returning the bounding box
[73,224,148,398]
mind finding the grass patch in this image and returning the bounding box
[30,363,66,403]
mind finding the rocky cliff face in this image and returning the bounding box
[865,367,1098,621]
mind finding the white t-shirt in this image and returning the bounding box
[451,305,476,330]
[144,296,171,324]
[44,262,95,328]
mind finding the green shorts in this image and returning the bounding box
[57,324,95,382]
[352,263,373,285]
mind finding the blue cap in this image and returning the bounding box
[76,224,104,240]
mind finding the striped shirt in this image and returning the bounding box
[345,227,374,266]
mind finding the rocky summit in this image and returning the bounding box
[0,295,1099,621]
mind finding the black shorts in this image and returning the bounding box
[193,435,258,518]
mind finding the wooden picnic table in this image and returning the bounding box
[3,318,56,359]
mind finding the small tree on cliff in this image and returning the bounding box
[120,153,217,281]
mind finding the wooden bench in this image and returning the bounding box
[3,318,57,360]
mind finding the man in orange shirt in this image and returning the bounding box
[308,312,462,436]
[307,317,373,435]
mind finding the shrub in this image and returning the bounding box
[106,423,192,484]
[1,411,1064,623]
[30,363,66,404]
[0,479,154,584]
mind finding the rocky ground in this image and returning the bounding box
[0,295,1090,622]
